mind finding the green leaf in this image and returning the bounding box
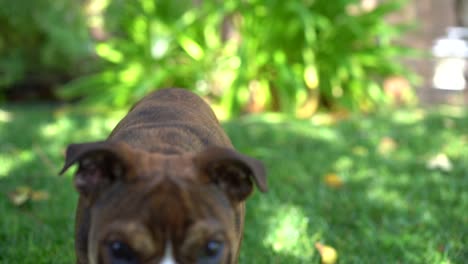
[95,43,124,63]
[178,35,204,60]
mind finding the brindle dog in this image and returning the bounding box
[60,88,267,264]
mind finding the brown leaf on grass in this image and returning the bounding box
[8,186,50,206]
[8,186,32,206]
[31,190,50,201]
[426,153,453,172]
[324,173,344,188]
[377,136,397,155]
[315,242,338,264]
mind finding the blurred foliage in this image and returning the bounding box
[61,0,418,117]
[1,0,418,117]
[0,0,92,93]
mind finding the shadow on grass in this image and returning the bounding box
[0,105,467,263]
[227,109,468,263]
[0,104,124,263]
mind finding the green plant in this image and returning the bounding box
[60,0,228,108]
[232,0,419,114]
[60,0,418,117]
[0,0,90,94]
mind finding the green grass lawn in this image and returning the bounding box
[0,104,467,263]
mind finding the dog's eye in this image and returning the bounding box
[108,241,138,264]
[198,240,224,263]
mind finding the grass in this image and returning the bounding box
[0,104,467,263]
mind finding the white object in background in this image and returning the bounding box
[432,27,468,90]
[432,57,466,90]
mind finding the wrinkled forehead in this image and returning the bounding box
[137,153,201,182]
[90,177,234,262]
[94,175,232,239]
[146,178,207,234]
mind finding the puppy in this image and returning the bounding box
[60,88,267,264]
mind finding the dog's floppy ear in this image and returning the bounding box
[59,141,134,197]
[194,147,267,202]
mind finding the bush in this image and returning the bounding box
[0,0,91,97]
[58,0,418,117]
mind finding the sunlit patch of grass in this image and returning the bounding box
[0,150,34,178]
[264,205,318,259]
[40,114,120,141]
[367,188,410,211]
[0,109,12,122]
[0,155,15,177]
[40,117,74,138]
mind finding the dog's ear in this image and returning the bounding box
[59,141,134,197]
[194,147,267,202]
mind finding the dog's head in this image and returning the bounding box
[60,141,267,264]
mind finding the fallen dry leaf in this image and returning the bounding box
[8,186,50,206]
[315,242,338,264]
[31,190,50,201]
[377,136,397,155]
[427,153,453,172]
[324,173,344,188]
[8,186,32,206]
